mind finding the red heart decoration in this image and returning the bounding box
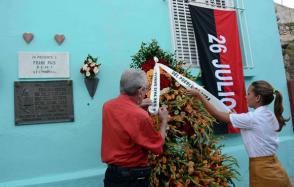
[23,32,34,44]
[54,34,65,45]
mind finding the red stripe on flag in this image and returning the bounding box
[214,9,248,133]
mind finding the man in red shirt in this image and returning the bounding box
[101,68,169,187]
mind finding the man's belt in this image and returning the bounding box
[107,164,151,179]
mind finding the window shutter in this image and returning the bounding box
[170,0,199,66]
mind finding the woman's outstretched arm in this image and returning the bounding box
[186,89,231,123]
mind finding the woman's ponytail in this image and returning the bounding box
[274,90,289,132]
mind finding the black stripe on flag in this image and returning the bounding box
[189,5,228,134]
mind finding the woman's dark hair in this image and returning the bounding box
[251,80,289,132]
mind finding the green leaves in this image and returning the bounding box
[131,40,177,69]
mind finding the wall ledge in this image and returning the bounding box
[0,167,106,187]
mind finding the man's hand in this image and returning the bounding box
[158,106,169,140]
[158,106,169,123]
[140,98,152,108]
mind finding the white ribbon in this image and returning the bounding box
[148,63,160,114]
[148,63,230,114]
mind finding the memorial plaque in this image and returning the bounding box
[18,52,70,78]
[14,80,74,125]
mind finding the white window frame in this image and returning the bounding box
[168,0,254,69]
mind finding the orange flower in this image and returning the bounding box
[172,115,184,122]
[185,104,193,114]
[163,94,175,101]
[146,69,154,85]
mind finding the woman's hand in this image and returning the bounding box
[186,89,201,98]
[187,88,231,123]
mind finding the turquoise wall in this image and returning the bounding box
[0,0,293,187]
[0,0,171,186]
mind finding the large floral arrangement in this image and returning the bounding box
[80,54,101,79]
[131,40,239,187]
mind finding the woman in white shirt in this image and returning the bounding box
[187,80,291,187]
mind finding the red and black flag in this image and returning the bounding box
[189,5,247,134]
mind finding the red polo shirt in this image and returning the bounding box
[101,94,164,167]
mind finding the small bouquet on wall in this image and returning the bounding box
[80,54,101,79]
[80,54,101,98]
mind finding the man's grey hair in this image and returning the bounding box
[120,68,147,96]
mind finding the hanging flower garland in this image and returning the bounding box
[131,40,239,187]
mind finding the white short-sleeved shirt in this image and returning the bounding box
[229,106,279,158]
